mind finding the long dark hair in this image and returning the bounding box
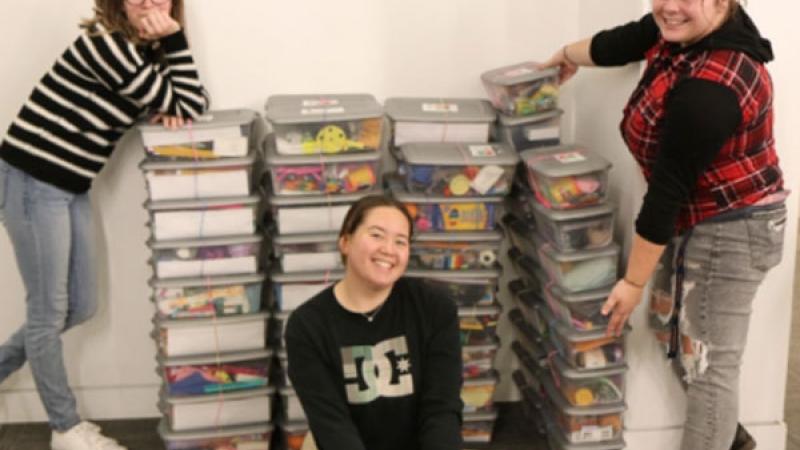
[338,195,414,264]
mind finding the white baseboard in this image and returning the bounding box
[624,422,787,450]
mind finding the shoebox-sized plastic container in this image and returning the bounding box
[463,343,499,380]
[521,145,612,210]
[265,94,383,155]
[141,153,256,201]
[147,196,260,241]
[538,243,619,293]
[547,430,626,450]
[399,142,518,196]
[531,201,615,252]
[550,354,626,407]
[459,305,501,347]
[140,109,256,160]
[280,386,307,422]
[506,246,547,294]
[481,62,559,117]
[462,411,498,445]
[271,269,343,312]
[266,190,379,235]
[384,97,496,147]
[150,273,264,319]
[284,421,311,450]
[159,420,273,450]
[264,139,381,196]
[404,270,498,307]
[510,281,548,336]
[409,231,502,271]
[495,109,562,152]
[462,374,499,414]
[155,312,269,358]
[271,232,342,273]
[162,387,273,432]
[159,349,271,397]
[542,377,625,445]
[543,308,626,370]
[501,213,544,264]
[544,284,611,332]
[149,235,261,279]
[391,183,503,232]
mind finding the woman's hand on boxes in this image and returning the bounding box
[601,278,643,337]
[149,113,188,130]
[541,38,595,85]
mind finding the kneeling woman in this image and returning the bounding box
[286,195,463,450]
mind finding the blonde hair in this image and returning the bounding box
[80,0,185,44]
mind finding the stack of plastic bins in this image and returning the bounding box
[262,93,385,447]
[388,140,519,447]
[137,109,273,448]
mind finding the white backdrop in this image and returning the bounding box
[0,3,797,444]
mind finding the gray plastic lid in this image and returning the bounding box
[540,242,619,264]
[552,354,627,380]
[546,283,612,304]
[481,61,559,86]
[399,142,518,166]
[145,195,260,211]
[265,94,382,124]
[268,188,382,206]
[272,232,339,246]
[264,137,380,165]
[548,429,626,450]
[157,419,273,440]
[390,181,503,204]
[282,421,310,433]
[498,108,563,127]
[521,145,611,178]
[148,234,262,250]
[138,109,256,134]
[166,386,274,404]
[270,269,344,283]
[463,410,499,422]
[140,153,255,171]
[384,97,495,123]
[542,377,626,416]
[149,273,265,289]
[156,311,269,329]
[413,230,503,243]
[159,348,272,367]
[458,304,501,317]
[404,268,500,280]
[531,200,614,222]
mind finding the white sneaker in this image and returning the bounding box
[51,421,127,450]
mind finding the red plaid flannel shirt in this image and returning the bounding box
[621,39,783,233]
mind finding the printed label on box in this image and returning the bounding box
[471,165,505,195]
[572,425,614,443]
[554,151,586,164]
[302,99,341,107]
[422,103,459,113]
[301,107,346,116]
[212,136,249,157]
[468,145,497,157]
[504,67,534,78]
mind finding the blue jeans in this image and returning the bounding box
[649,202,787,450]
[0,159,98,431]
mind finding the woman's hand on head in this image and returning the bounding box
[137,9,181,40]
[541,46,579,85]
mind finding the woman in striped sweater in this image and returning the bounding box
[0,1,209,448]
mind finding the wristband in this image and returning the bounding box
[563,45,577,66]
[622,277,645,289]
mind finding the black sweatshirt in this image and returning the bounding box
[285,277,463,450]
[589,10,774,244]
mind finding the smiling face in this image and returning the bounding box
[652,0,730,46]
[339,206,411,291]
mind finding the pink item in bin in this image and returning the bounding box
[521,145,611,210]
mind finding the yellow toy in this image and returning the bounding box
[302,125,365,154]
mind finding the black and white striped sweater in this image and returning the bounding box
[0,25,210,193]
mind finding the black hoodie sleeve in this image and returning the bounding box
[590,13,660,66]
[634,78,742,244]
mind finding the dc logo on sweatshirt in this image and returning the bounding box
[341,336,414,404]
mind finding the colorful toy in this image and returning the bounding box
[274,163,378,195]
[165,361,268,396]
[406,164,512,197]
[155,284,260,319]
[461,382,497,413]
[409,243,498,270]
[559,376,624,407]
[459,314,499,346]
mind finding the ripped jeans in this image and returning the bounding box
[649,202,787,450]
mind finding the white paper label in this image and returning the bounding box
[468,145,497,157]
[302,99,341,107]
[554,151,586,164]
[470,165,505,195]
[211,136,248,157]
[300,107,346,115]
[571,425,614,443]
[504,67,534,77]
[422,102,459,113]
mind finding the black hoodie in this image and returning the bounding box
[587,8,777,244]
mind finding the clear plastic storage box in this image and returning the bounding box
[265,94,383,155]
[271,270,343,312]
[404,271,498,307]
[409,231,502,271]
[149,235,261,279]
[158,420,272,450]
[459,305,501,347]
[384,97,496,147]
[141,154,256,201]
[150,273,264,319]
[544,284,611,332]
[140,109,256,160]
[266,190,380,235]
[495,109,562,152]
[538,243,619,293]
[531,201,615,252]
[147,196,260,241]
[481,62,559,117]
[462,411,498,444]
[271,232,342,273]
[542,377,625,445]
[463,343,499,380]
[543,308,626,370]
[159,349,271,397]
[399,142,518,196]
[391,183,503,232]
[521,145,612,210]
[462,375,499,414]
[550,354,626,407]
[155,312,269,358]
[161,387,273,432]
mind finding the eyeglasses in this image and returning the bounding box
[125,0,171,6]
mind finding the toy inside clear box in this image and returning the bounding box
[264,136,381,196]
[410,274,497,307]
[147,196,260,241]
[537,243,619,294]
[399,142,518,196]
[141,154,256,201]
[160,349,271,397]
[158,420,273,450]
[542,377,625,445]
[392,182,502,232]
[409,231,502,271]
[461,375,499,413]
[531,201,615,252]
[462,411,498,444]
[284,422,310,450]
[141,109,257,160]
[544,308,626,370]
[459,305,501,346]
[544,284,611,332]
[270,232,342,273]
[151,273,264,319]
[481,62,560,117]
[495,108,562,152]
[550,354,626,408]
[462,343,499,380]
[149,236,262,280]
[521,145,612,210]
[265,94,383,155]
